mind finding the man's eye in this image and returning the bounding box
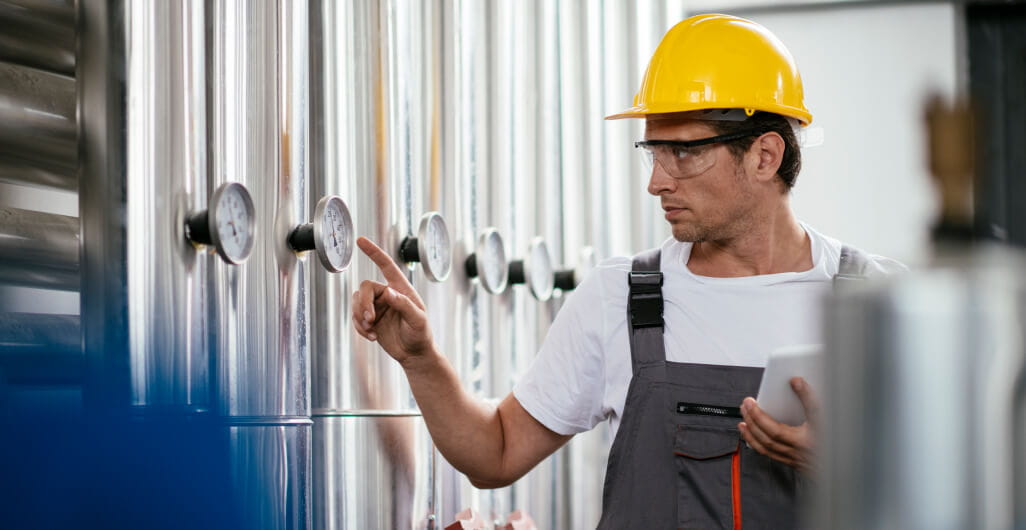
[672,147,689,159]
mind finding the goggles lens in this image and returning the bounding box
[637,143,718,178]
[636,131,762,179]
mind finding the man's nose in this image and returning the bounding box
[647,160,676,196]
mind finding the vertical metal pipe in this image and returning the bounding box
[0,206,79,290]
[434,0,471,523]
[0,61,77,192]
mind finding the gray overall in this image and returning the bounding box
[596,246,870,529]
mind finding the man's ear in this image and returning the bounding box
[751,132,784,184]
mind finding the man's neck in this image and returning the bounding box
[686,209,812,278]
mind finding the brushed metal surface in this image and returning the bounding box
[0,61,76,192]
[0,0,76,75]
[312,415,435,530]
[0,206,78,290]
[207,0,310,418]
[310,0,390,415]
[230,424,312,530]
[123,0,210,411]
[78,0,212,412]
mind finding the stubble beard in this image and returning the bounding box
[669,165,757,243]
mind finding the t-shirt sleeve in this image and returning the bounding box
[513,267,610,436]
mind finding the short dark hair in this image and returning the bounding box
[708,112,802,190]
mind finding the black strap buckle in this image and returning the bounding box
[629,271,664,328]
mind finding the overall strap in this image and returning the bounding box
[628,249,667,375]
[834,245,872,287]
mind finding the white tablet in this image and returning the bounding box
[755,344,823,426]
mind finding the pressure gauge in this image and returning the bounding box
[554,246,597,291]
[508,238,555,301]
[465,228,508,294]
[287,195,354,273]
[398,212,452,282]
[186,182,256,265]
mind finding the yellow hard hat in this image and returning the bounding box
[606,14,812,126]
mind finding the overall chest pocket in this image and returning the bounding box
[673,424,741,530]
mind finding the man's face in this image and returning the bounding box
[644,117,758,243]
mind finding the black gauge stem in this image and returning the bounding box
[465,254,479,278]
[399,237,420,263]
[508,260,526,284]
[186,211,212,245]
[288,224,315,252]
[554,270,576,291]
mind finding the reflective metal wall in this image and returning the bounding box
[3,0,684,527]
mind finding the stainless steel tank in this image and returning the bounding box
[310,0,439,527]
[78,0,211,413]
[206,1,311,527]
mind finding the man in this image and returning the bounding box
[352,14,901,529]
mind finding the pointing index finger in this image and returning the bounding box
[357,236,417,295]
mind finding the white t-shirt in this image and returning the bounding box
[513,224,878,439]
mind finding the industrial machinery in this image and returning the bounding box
[0,0,682,528]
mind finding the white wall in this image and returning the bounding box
[687,2,960,265]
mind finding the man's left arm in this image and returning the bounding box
[738,376,819,474]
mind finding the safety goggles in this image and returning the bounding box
[635,130,763,178]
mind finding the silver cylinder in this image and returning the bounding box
[78,0,211,411]
[312,415,435,529]
[207,0,308,419]
[229,422,312,530]
[0,61,77,192]
[818,246,1026,530]
[0,0,76,75]
[311,0,443,527]
[0,206,78,291]
[207,1,311,528]
[310,0,408,417]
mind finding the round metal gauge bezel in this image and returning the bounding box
[525,238,555,301]
[312,195,354,273]
[208,182,256,265]
[416,212,452,282]
[476,228,508,294]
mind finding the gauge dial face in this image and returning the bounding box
[478,229,508,294]
[210,182,255,264]
[418,212,451,282]
[527,239,554,301]
[312,196,353,273]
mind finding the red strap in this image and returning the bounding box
[732,448,742,530]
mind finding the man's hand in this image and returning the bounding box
[351,236,434,366]
[738,377,818,474]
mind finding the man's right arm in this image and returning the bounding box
[351,237,572,488]
[401,348,572,488]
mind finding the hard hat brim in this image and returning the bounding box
[604,104,813,126]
